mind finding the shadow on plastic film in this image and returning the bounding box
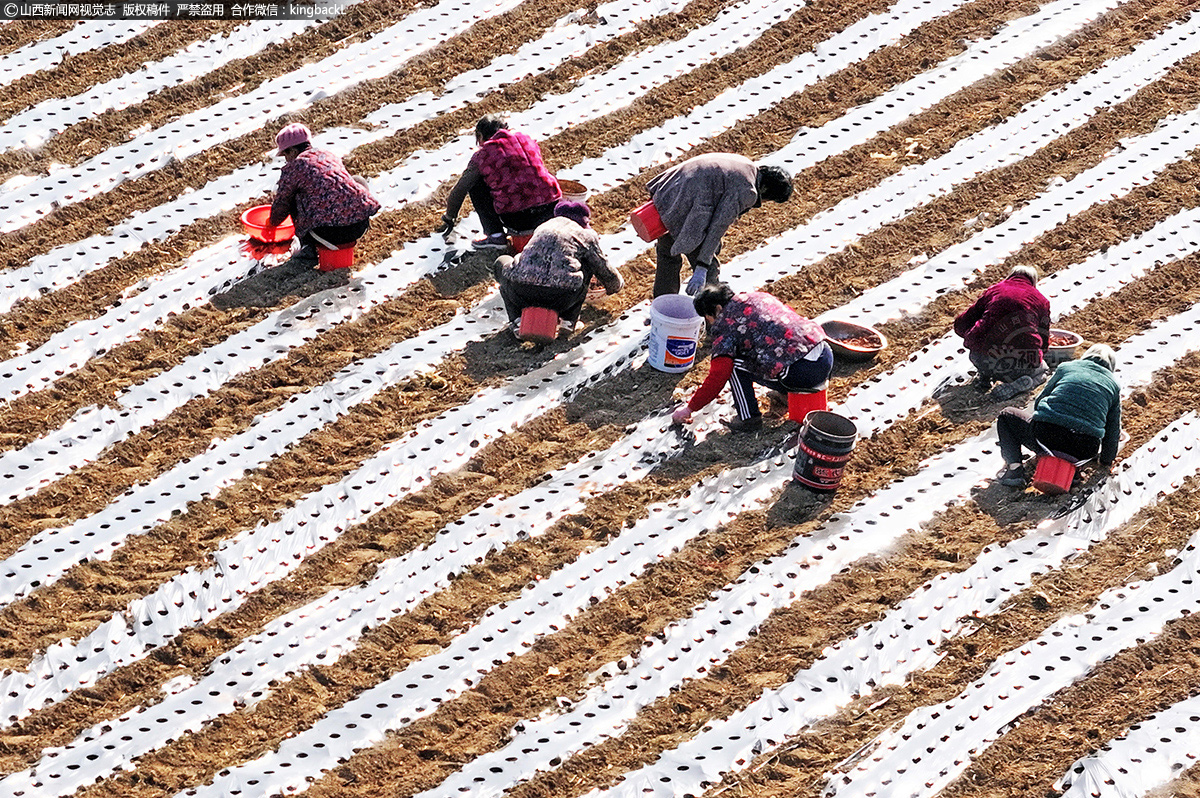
[212,256,351,310]
[565,360,684,430]
[457,297,632,382]
[652,421,796,487]
[970,475,1069,529]
[933,373,1043,426]
[767,479,835,526]
[427,247,494,297]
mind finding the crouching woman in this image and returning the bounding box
[492,201,624,337]
[995,343,1122,487]
[672,283,832,431]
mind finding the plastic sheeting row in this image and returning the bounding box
[0,21,157,88]
[0,0,689,313]
[0,305,652,726]
[0,0,528,232]
[5,4,1185,617]
[0,0,1190,715]
[0,399,731,796]
[167,124,1200,798]
[601,408,1200,798]
[0,20,319,153]
[0,0,1162,508]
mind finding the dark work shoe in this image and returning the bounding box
[722,415,764,432]
[997,463,1027,487]
[472,233,509,251]
[989,375,1036,402]
[293,244,319,267]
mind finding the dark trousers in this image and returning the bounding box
[729,343,834,420]
[653,233,720,297]
[494,256,588,324]
[469,182,557,235]
[996,407,1101,464]
[969,349,1042,385]
[301,218,371,250]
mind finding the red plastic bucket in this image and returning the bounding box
[510,233,533,254]
[1032,455,1075,495]
[518,306,559,344]
[630,201,666,242]
[317,244,354,271]
[240,205,294,242]
[788,389,828,422]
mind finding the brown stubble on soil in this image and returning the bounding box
[0,0,426,174]
[62,427,803,798]
[2,3,1200,792]
[0,0,763,419]
[286,227,1200,798]
[710,462,1200,798]
[1162,765,1200,797]
[0,0,1180,633]
[0,403,634,772]
[0,0,1191,695]
[641,354,1200,798]
[0,0,1173,487]
[0,278,474,549]
[0,20,79,55]
[0,0,584,328]
[0,21,235,129]
[706,0,1193,313]
[16,263,1190,798]
[0,0,993,525]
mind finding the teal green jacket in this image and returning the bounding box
[1033,358,1122,463]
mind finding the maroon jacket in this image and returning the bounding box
[953,273,1051,367]
[472,129,560,214]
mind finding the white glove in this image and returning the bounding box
[685,266,708,296]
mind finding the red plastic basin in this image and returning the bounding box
[240,205,294,243]
[1032,454,1076,495]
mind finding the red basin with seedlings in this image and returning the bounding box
[1045,328,1082,366]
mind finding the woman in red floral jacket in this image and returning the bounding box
[953,265,1050,397]
[671,283,832,432]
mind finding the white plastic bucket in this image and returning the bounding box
[648,294,704,372]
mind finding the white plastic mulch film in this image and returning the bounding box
[3,1,1200,798]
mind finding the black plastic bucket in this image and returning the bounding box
[793,410,858,492]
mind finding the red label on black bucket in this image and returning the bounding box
[793,410,858,493]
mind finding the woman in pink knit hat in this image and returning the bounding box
[267,123,380,269]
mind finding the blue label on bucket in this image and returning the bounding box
[664,335,697,367]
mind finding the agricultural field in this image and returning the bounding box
[2,1,1200,797]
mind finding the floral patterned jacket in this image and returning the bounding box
[709,291,825,381]
[269,148,380,239]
